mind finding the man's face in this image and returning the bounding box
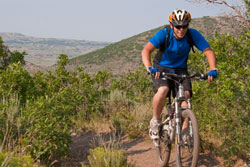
[171,24,188,39]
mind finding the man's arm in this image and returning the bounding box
[203,47,217,82]
[142,42,160,79]
[142,42,155,69]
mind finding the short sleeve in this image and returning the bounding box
[189,28,210,52]
[148,29,167,49]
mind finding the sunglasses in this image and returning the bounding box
[175,25,189,29]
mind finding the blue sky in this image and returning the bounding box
[0,0,225,42]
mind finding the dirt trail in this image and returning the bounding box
[59,131,248,167]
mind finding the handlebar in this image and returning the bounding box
[161,72,208,81]
[147,72,208,82]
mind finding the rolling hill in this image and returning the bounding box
[68,16,242,74]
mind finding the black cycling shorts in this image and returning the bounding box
[152,66,192,98]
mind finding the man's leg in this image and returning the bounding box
[152,86,169,120]
[149,86,169,140]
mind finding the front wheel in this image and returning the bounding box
[156,133,172,167]
[175,109,200,167]
[156,111,172,167]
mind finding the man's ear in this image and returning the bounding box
[170,24,173,29]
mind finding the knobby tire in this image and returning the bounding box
[175,109,200,167]
[156,112,172,167]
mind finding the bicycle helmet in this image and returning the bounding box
[169,9,191,26]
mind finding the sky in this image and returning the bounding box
[0,0,227,42]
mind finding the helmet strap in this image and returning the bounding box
[170,23,174,29]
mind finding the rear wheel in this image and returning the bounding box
[156,112,172,167]
[175,109,200,167]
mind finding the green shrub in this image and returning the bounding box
[82,147,129,167]
[0,152,34,167]
[22,91,74,164]
[0,63,36,105]
[0,37,25,70]
[117,102,151,139]
[106,89,151,139]
[111,66,153,102]
[189,32,250,163]
[1,30,249,165]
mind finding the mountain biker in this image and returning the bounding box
[141,9,218,143]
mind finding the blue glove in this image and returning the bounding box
[208,69,218,79]
[148,67,160,75]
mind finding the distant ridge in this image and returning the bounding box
[0,32,110,67]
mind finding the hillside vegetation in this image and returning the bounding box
[0,15,249,166]
[0,32,110,67]
[68,16,242,74]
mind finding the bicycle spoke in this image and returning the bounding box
[175,109,200,167]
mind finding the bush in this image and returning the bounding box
[106,89,151,139]
[0,63,36,105]
[0,152,34,167]
[1,31,249,165]
[111,66,153,102]
[188,32,250,163]
[22,90,76,164]
[82,147,130,167]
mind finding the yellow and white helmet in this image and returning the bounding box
[169,9,191,26]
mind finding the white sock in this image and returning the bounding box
[151,118,161,124]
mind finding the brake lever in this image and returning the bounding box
[199,74,208,81]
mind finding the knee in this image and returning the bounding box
[156,86,169,98]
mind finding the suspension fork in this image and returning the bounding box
[186,98,193,138]
[174,97,182,144]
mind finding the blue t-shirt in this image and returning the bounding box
[149,28,210,68]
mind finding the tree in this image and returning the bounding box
[0,37,26,70]
[187,0,250,31]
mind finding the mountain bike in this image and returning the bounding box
[154,72,207,167]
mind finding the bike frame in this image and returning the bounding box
[162,82,191,145]
[156,72,207,167]
[160,72,205,145]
